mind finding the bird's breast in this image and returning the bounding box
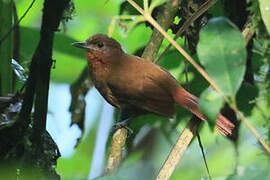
[86,57,116,107]
[88,68,121,109]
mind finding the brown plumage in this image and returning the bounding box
[72,34,234,135]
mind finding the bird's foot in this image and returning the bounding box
[112,119,133,136]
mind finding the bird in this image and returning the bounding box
[72,33,234,135]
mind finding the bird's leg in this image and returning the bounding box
[112,109,136,135]
[112,117,134,135]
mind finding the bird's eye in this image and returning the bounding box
[97,42,104,48]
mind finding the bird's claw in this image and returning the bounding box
[112,121,133,136]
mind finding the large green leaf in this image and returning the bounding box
[20,26,85,60]
[197,17,247,98]
[20,26,87,83]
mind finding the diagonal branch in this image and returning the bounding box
[127,0,223,95]
[142,0,181,61]
[155,0,218,63]
[126,0,270,153]
[156,117,201,180]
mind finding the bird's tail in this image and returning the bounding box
[173,87,234,136]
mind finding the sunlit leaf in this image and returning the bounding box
[197,17,247,99]
[259,0,270,35]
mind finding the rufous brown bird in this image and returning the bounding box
[72,34,234,135]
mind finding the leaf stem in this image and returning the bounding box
[144,0,149,13]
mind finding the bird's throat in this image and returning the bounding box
[86,52,106,69]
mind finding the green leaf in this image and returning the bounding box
[20,27,87,83]
[259,0,270,35]
[199,88,224,130]
[197,17,247,99]
[226,165,270,180]
[0,0,13,95]
[21,26,86,61]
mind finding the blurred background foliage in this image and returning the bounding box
[0,0,269,179]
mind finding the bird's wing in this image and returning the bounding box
[107,58,176,117]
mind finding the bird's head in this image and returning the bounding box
[72,34,123,61]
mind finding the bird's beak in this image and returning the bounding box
[72,42,90,50]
